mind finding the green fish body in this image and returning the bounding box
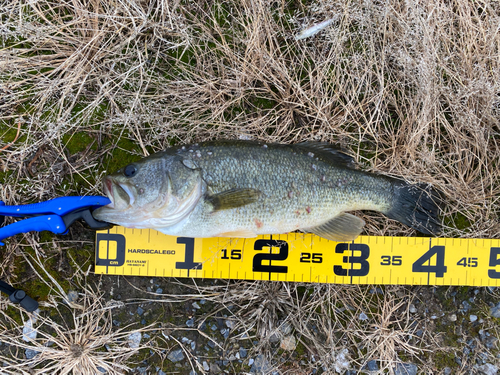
[93,141,440,241]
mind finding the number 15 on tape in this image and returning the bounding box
[95,227,500,287]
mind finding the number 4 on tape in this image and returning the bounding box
[95,227,500,287]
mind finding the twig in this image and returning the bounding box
[0,120,21,153]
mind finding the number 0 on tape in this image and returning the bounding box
[95,227,500,286]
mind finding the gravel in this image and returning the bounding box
[364,360,379,371]
[489,302,500,318]
[25,349,38,359]
[279,335,296,351]
[250,355,269,374]
[395,363,418,375]
[167,349,184,363]
[477,363,499,375]
[127,332,142,349]
[359,312,368,321]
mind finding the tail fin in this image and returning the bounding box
[385,181,441,236]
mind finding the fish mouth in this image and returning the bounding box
[103,177,135,209]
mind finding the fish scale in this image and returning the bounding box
[93,140,441,241]
[173,142,378,237]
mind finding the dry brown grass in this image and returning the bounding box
[1,0,499,236]
[0,255,160,375]
[1,0,500,373]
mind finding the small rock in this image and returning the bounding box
[359,312,368,321]
[186,318,195,328]
[97,366,107,373]
[477,363,499,375]
[128,332,142,349]
[470,315,478,322]
[167,349,184,363]
[225,320,236,329]
[137,306,144,316]
[280,335,297,351]
[443,367,452,375]
[22,315,38,342]
[395,363,418,375]
[25,349,38,359]
[269,332,280,343]
[192,302,201,309]
[66,290,79,303]
[189,371,196,375]
[279,322,293,335]
[409,304,417,313]
[209,363,221,373]
[483,336,498,349]
[334,349,351,373]
[156,288,163,294]
[364,360,379,371]
[490,303,500,318]
[250,355,269,374]
[449,314,457,322]
[203,361,210,371]
[239,347,247,358]
[190,341,196,350]
[461,300,471,312]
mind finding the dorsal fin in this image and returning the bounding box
[291,142,356,169]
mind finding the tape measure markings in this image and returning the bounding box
[95,227,500,286]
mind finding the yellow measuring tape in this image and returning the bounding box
[95,227,500,286]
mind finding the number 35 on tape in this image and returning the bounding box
[95,227,500,287]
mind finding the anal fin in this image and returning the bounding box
[216,229,257,238]
[305,213,365,242]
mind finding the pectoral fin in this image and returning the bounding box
[207,188,262,212]
[306,213,365,241]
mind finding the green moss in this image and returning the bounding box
[444,212,471,231]
[102,136,142,172]
[434,351,458,369]
[294,340,307,356]
[62,132,95,155]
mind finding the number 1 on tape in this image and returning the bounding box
[95,227,500,287]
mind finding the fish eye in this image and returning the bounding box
[123,164,137,177]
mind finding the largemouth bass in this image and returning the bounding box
[93,141,440,241]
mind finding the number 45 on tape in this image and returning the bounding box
[95,227,500,287]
